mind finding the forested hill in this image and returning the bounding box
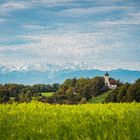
[0,68,140,84]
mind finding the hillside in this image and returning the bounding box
[88,92,109,104]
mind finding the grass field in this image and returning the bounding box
[0,102,140,140]
[41,92,54,97]
[88,93,109,104]
[88,90,113,104]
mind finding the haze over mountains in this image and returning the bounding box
[0,66,140,85]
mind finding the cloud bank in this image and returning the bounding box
[0,0,140,72]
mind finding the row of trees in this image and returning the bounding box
[1,77,139,104]
[105,79,140,102]
[0,83,59,103]
[47,77,120,104]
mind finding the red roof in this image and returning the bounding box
[109,80,116,85]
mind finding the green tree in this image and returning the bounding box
[0,88,10,103]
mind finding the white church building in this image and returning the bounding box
[104,72,117,89]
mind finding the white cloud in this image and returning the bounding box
[31,0,72,4]
[129,12,140,18]
[0,0,139,72]
[0,18,7,24]
[22,24,46,30]
[0,32,107,71]
[0,1,31,15]
[1,30,139,71]
[96,19,140,26]
[1,1,28,9]
[96,11,140,25]
[87,0,123,3]
[56,6,131,17]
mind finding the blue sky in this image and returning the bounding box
[0,0,140,72]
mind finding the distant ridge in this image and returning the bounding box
[0,68,140,84]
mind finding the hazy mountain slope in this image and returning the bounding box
[0,68,140,84]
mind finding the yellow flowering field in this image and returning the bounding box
[0,102,140,140]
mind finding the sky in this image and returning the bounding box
[0,0,140,72]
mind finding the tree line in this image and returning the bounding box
[47,77,120,104]
[0,83,59,103]
[0,77,140,104]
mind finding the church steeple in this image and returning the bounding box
[104,72,117,89]
[104,72,109,76]
[104,72,110,86]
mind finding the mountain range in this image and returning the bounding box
[0,67,140,85]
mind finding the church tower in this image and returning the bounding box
[104,72,110,86]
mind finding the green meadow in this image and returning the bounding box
[88,90,112,104]
[41,92,54,97]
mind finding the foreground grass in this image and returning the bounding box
[0,102,140,140]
